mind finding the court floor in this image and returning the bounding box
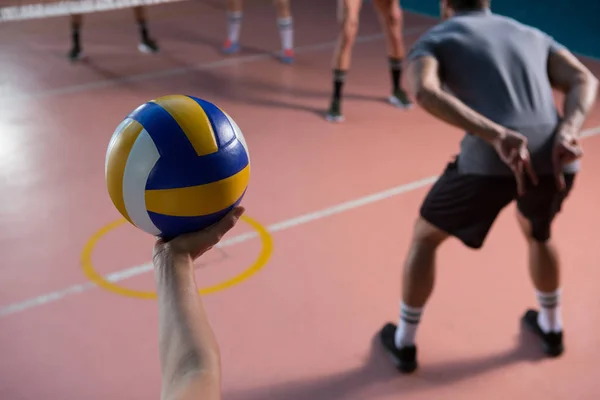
[1,1,600,399]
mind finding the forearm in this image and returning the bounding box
[415,87,505,143]
[154,251,221,399]
[559,75,599,136]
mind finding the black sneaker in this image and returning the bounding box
[138,38,160,54]
[379,323,418,373]
[388,89,413,109]
[522,309,564,357]
[325,99,344,123]
[68,45,82,62]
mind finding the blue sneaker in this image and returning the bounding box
[280,48,295,64]
[222,40,240,55]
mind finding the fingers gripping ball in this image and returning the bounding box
[105,95,250,238]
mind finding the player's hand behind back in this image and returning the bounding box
[491,129,538,196]
[553,129,583,191]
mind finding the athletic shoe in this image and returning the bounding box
[68,46,83,62]
[388,89,413,109]
[222,40,240,55]
[280,48,295,64]
[138,38,160,53]
[379,323,418,373]
[325,99,344,123]
[522,309,564,357]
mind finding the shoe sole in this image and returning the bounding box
[388,96,413,110]
[138,44,159,54]
[325,114,344,123]
[387,354,417,374]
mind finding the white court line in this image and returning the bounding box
[1,125,599,318]
[7,25,430,101]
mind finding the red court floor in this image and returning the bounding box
[1,1,600,399]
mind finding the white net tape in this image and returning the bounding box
[0,0,186,21]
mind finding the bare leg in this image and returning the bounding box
[516,212,560,293]
[273,0,294,63]
[223,0,244,53]
[401,218,448,308]
[273,0,291,18]
[380,217,448,373]
[325,0,362,123]
[134,6,159,53]
[372,0,412,108]
[68,14,83,61]
[516,210,565,356]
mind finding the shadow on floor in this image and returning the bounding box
[225,324,549,400]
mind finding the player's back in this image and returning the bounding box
[422,10,563,174]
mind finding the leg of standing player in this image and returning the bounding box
[134,6,159,53]
[326,0,363,123]
[379,163,575,373]
[372,0,412,108]
[515,175,576,357]
[273,0,295,64]
[68,14,83,62]
[223,0,243,54]
[379,160,516,373]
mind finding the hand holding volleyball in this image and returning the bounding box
[105,95,250,239]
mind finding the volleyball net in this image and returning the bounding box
[0,0,186,21]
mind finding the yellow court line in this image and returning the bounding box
[80,214,273,299]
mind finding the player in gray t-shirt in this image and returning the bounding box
[378,0,598,373]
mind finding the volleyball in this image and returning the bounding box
[105,95,250,239]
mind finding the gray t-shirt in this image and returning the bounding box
[407,9,579,175]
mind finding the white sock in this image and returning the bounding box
[227,11,242,43]
[536,289,563,333]
[394,302,423,348]
[277,17,293,50]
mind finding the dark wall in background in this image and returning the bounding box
[401,0,600,59]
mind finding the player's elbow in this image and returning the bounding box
[554,68,598,95]
[413,86,439,108]
[587,72,599,97]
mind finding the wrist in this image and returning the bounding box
[478,125,507,144]
[557,121,582,139]
[153,244,194,272]
[558,112,585,138]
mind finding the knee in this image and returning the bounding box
[411,217,447,251]
[516,211,551,244]
[384,8,402,27]
[340,16,359,40]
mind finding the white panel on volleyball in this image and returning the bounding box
[122,129,161,236]
[224,112,250,164]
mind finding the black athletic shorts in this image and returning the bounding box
[420,159,576,249]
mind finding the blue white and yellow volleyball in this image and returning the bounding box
[105,95,250,238]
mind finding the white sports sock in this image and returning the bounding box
[277,17,293,50]
[394,302,423,348]
[536,289,563,333]
[227,11,242,43]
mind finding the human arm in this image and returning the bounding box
[405,55,536,194]
[405,55,508,144]
[547,47,598,188]
[153,207,245,400]
[548,48,598,138]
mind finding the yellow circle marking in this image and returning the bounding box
[81,215,273,299]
